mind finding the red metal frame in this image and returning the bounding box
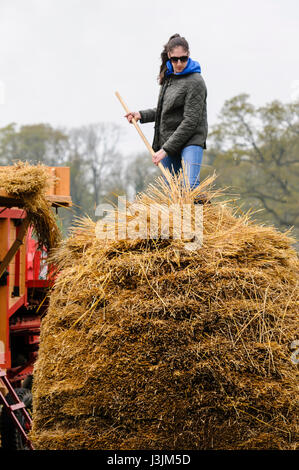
[0,369,34,449]
[14,224,20,294]
[0,209,52,380]
[0,165,71,450]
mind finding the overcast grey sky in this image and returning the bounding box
[0,0,298,155]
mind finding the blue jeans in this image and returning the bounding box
[161,145,203,190]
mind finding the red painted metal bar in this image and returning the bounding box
[14,224,21,293]
[33,250,41,280]
[7,359,36,383]
[8,294,26,318]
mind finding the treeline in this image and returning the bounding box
[202,94,299,244]
[0,121,160,236]
[0,94,298,243]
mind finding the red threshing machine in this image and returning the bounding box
[0,166,72,449]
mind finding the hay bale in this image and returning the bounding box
[0,161,61,251]
[30,173,298,450]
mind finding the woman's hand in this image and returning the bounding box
[152,149,167,166]
[125,111,141,123]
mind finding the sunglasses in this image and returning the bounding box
[169,56,189,63]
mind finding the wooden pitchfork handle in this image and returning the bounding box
[115,91,169,179]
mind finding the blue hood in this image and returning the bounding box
[166,58,201,77]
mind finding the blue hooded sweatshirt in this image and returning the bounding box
[165,58,201,77]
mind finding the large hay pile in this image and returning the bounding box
[0,161,61,251]
[30,173,298,450]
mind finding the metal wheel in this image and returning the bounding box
[0,387,32,450]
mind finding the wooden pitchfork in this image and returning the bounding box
[115,91,170,180]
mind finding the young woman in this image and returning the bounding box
[126,33,208,192]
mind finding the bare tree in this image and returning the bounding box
[125,151,160,198]
[75,123,123,207]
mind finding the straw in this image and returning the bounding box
[30,170,298,450]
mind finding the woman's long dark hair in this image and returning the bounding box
[158,34,189,85]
